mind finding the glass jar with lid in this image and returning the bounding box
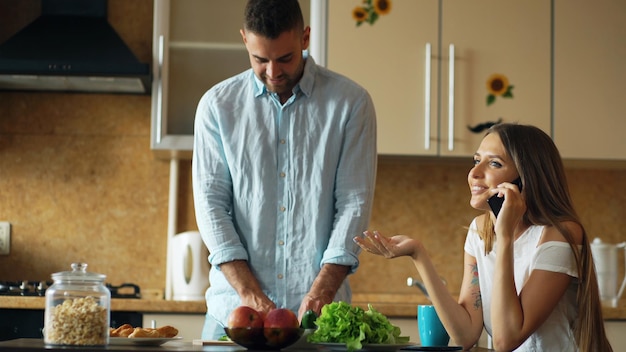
[44,263,111,346]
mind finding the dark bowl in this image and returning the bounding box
[224,327,304,350]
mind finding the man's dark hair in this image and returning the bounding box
[244,0,304,39]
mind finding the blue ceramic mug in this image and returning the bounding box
[418,305,450,346]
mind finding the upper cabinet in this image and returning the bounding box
[326,0,551,156]
[151,0,250,158]
[149,1,624,161]
[151,0,310,159]
[553,0,626,160]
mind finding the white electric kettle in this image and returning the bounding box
[171,231,210,301]
[591,237,626,307]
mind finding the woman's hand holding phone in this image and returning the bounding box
[487,177,523,217]
[488,177,526,242]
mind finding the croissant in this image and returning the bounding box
[156,325,179,338]
[128,327,161,338]
[110,324,134,337]
[110,325,179,338]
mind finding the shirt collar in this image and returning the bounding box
[298,52,315,98]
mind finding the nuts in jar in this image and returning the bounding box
[44,263,111,346]
[45,296,108,345]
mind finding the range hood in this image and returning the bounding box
[0,0,150,94]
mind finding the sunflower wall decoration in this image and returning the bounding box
[486,73,514,106]
[352,0,392,26]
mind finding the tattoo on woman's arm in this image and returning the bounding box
[469,263,482,310]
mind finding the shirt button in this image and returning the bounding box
[278,240,284,246]
[280,139,286,144]
[279,206,286,212]
[279,172,286,178]
[277,274,284,279]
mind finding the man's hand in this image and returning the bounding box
[297,264,349,320]
[297,293,332,320]
[220,260,276,316]
[240,294,276,317]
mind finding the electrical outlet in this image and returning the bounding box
[0,222,10,255]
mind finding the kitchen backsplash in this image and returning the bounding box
[1,0,624,299]
[2,90,625,296]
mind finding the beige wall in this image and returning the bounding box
[1,0,625,298]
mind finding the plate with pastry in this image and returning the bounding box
[109,337,183,346]
[109,324,181,345]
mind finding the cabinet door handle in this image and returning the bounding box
[310,0,328,67]
[156,34,164,144]
[448,44,455,151]
[424,43,432,151]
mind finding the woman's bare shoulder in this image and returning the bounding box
[540,220,583,245]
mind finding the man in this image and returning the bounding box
[192,0,377,339]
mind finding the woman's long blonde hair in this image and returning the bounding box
[479,123,612,352]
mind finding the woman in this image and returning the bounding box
[354,123,612,351]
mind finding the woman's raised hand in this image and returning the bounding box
[353,230,421,260]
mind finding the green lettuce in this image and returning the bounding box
[307,301,410,351]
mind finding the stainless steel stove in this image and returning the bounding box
[0,280,141,299]
[0,281,46,297]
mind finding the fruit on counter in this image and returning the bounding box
[308,301,409,351]
[226,305,264,328]
[223,307,304,349]
[225,306,264,345]
[300,309,318,329]
[264,308,299,329]
[263,308,300,345]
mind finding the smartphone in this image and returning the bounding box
[487,177,523,217]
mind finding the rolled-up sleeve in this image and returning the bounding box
[322,88,377,273]
[192,90,249,268]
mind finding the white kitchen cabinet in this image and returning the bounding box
[151,0,310,159]
[326,0,551,156]
[553,0,626,160]
[143,313,205,341]
[151,0,250,158]
[605,321,626,352]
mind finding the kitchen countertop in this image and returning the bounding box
[0,296,206,313]
[0,338,494,351]
[1,293,625,320]
[352,293,626,320]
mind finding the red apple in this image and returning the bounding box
[264,308,299,329]
[227,305,264,328]
[263,308,300,346]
